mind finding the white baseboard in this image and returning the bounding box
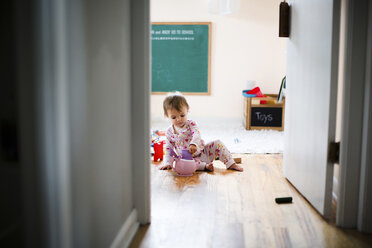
[110,209,139,248]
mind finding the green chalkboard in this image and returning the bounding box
[151,22,211,95]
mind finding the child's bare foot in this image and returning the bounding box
[205,163,214,172]
[159,164,172,170]
[228,163,243,172]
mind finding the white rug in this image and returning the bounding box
[151,118,284,154]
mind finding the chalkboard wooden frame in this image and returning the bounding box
[151,22,212,95]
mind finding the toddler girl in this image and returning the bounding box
[159,93,243,172]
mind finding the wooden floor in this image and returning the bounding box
[130,154,372,248]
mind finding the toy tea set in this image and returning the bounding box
[152,130,198,176]
[169,148,198,177]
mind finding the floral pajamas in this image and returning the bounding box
[197,140,235,169]
[165,120,235,170]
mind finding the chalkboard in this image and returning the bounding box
[251,107,283,127]
[151,22,211,95]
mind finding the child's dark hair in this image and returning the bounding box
[163,92,189,116]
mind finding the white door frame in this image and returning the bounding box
[358,0,372,232]
[37,0,73,246]
[337,0,371,231]
[131,0,151,225]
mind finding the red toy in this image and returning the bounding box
[247,86,267,104]
[153,141,164,162]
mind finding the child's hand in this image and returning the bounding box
[159,164,172,170]
[189,144,197,155]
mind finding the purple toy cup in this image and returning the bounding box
[181,149,193,160]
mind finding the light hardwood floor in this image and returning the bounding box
[130,154,372,248]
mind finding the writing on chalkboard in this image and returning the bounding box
[251,107,283,127]
[151,29,194,35]
[255,112,273,124]
[152,37,195,41]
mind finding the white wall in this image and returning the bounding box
[68,0,134,246]
[151,0,287,119]
[10,0,148,246]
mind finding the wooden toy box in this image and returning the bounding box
[243,94,285,131]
